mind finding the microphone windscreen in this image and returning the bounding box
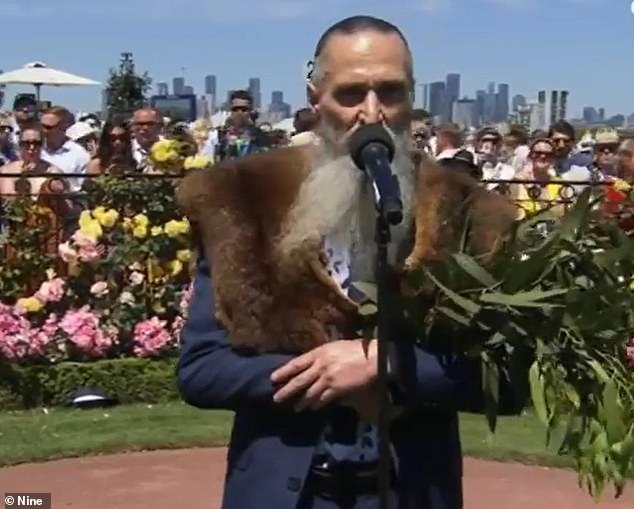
[348,123,395,169]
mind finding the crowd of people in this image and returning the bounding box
[0,90,320,198]
[1,89,632,208]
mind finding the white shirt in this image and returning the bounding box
[435,148,459,161]
[481,161,516,190]
[511,145,530,173]
[42,139,90,191]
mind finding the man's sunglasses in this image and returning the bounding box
[231,106,250,113]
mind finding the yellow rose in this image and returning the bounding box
[164,220,188,238]
[78,210,93,230]
[133,214,149,228]
[17,297,44,313]
[176,249,191,263]
[93,206,107,217]
[184,155,212,170]
[151,140,180,163]
[133,225,148,239]
[169,259,184,276]
[147,259,164,283]
[151,226,163,237]
[613,178,632,193]
[98,209,119,228]
[80,219,103,240]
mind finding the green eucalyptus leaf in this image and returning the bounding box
[423,269,481,315]
[601,381,625,445]
[529,362,549,426]
[436,306,472,327]
[480,289,568,308]
[452,253,498,287]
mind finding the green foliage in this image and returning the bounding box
[0,357,179,409]
[104,52,152,121]
[360,187,634,499]
[406,188,634,499]
[0,201,57,302]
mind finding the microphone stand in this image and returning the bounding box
[375,199,401,509]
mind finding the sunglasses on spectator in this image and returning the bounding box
[134,121,160,127]
[231,106,250,113]
[110,133,127,141]
[531,150,554,159]
[596,145,617,154]
[20,139,42,148]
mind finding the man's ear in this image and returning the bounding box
[307,82,320,113]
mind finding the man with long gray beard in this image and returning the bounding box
[177,16,523,509]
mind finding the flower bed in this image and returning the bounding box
[0,174,193,364]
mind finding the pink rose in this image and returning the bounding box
[35,278,66,304]
[133,317,173,357]
[59,306,116,358]
[90,282,109,298]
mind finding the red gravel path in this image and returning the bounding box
[0,448,632,508]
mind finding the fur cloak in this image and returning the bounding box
[177,145,516,354]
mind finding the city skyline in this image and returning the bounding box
[0,0,632,118]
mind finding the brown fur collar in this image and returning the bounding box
[177,146,515,354]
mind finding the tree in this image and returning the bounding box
[104,52,152,121]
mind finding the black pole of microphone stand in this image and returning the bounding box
[375,213,394,509]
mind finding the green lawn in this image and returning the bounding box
[0,402,568,469]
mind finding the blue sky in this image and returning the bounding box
[1,0,632,118]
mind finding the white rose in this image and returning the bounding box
[130,272,145,286]
[90,281,109,297]
[119,291,135,305]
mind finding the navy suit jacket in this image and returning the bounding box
[178,256,525,509]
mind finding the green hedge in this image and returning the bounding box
[0,357,180,410]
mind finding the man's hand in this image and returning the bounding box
[271,339,377,411]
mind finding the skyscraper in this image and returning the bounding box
[496,83,510,122]
[475,90,486,125]
[183,85,194,95]
[512,94,526,112]
[248,78,262,110]
[422,83,431,111]
[549,90,559,126]
[598,108,606,121]
[583,107,598,123]
[428,81,446,121]
[484,83,497,124]
[559,90,569,121]
[204,75,217,95]
[445,73,461,121]
[156,82,169,96]
[268,91,291,119]
[173,77,185,96]
[452,99,477,129]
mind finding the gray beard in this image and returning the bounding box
[277,127,416,283]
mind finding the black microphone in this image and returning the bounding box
[348,124,403,225]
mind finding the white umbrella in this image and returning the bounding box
[0,62,100,100]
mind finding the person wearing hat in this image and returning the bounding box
[476,127,516,190]
[67,122,100,159]
[592,128,620,177]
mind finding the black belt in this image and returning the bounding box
[306,461,394,500]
